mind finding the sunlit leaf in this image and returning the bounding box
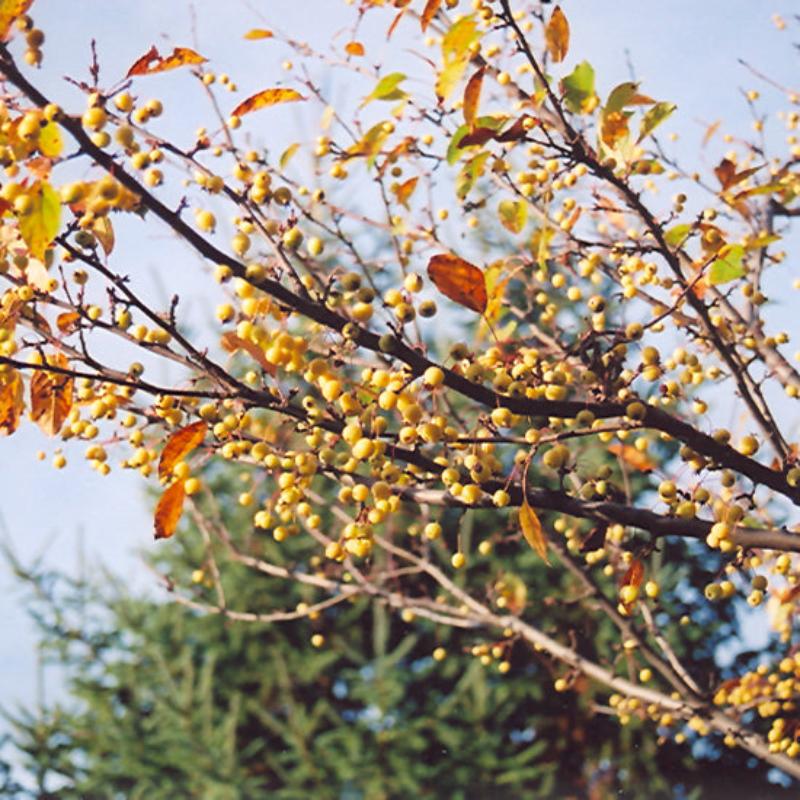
[462,66,485,128]
[436,15,479,102]
[608,443,656,472]
[391,176,418,209]
[709,243,745,285]
[244,28,273,40]
[664,223,691,248]
[220,332,277,375]
[544,5,569,63]
[29,353,73,437]
[346,121,392,167]
[158,420,207,479]
[127,46,207,77]
[154,479,186,540]
[345,40,365,56]
[363,72,407,107]
[231,88,306,118]
[520,499,549,564]
[561,61,595,114]
[0,368,23,436]
[56,311,81,334]
[38,121,63,158]
[455,150,490,199]
[637,101,676,143]
[279,142,300,170]
[17,180,60,262]
[0,0,33,42]
[91,215,114,255]
[427,253,487,314]
[498,199,527,234]
[420,0,441,32]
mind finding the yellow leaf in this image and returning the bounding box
[38,121,63,158]
[154,480,186,540]
[0,368,23,435]
[17,180,60,261]
[462,66,485,128]
[544,6,570,63]
[244,28,273,40]
[158,421,207,480]
[29,353,73,437]
[91,215,114,255]
[520,499,549,564]
[391,176,418,209]
[0,0,33,42]
[436,15,479,102]
[231,88,306,118]
[427,253,487,314]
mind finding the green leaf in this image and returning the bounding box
[664,223,691,248]
[18,181,60,262]
[363,72,407,106]
[498,199,527,234]
[38,121,63,158]
[279,142,300,170]
[456,151,490,200]
[709,244,745,285]
[605,81,640,115]
[637,101,676,143]
[560,61,595,114]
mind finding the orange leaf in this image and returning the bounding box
[56,311,81,334]
[220,332,277,375]
[231,88,306,118]
[520,499,550,564]
[391,176,418,209]
[29,353,73,436]
[386,7,407,39]
[0,0,34,42]
[158,420,207,480]
[608,443,655,472]
[544,5,570,63]
[127,46,206,77]
[0,368,23,436]
[427,253,487,314]
[154,479,186,540]
[619,558,645,591]
[244,28,273,40]
[462,66,485,129]
[421,0,442,32]
[345,40,365,56]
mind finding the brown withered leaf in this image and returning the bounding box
[127,46,206,77]
[607,443,655,472]
[427,254,487,314]
[520,499,550,564]
[158,420,207,480]
[462,66,485,129]
[458,126,497,148]
[0,0,33,42]
[154,479,186,540]
[544,5,569,63]
[392,176,418,209]
[220,332,277,375]
[56,311,81,334]
[244,28,273,40]
[345,40,365,56]
[0,368,23,435]
[29,353,73,436]
[231,88,306,118]
[714,158,762,191]
[420,0,441,32]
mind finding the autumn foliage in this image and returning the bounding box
[3,0,800,790]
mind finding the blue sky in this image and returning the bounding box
[1,0,799,768]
